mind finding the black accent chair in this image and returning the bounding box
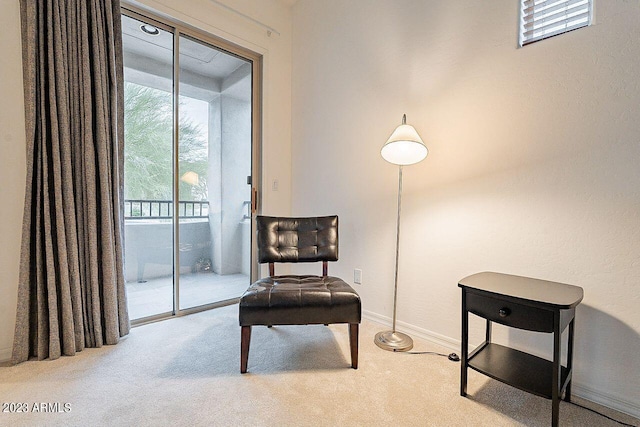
[239,216,361,373]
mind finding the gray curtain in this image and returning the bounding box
[13,0,130,363]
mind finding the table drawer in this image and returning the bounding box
[466,292,553,333]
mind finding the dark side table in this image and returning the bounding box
[459,272,583,427]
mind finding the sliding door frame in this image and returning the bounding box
[122,5,262,326]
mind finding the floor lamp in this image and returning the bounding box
[374,114,428,352]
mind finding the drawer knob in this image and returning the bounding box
[499,308,511,318]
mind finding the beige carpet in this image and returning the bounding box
[0,305,637,426]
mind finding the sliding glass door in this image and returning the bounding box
[121,11,259,322]
[177,35,253,310]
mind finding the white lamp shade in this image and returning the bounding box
[380,123,428,165]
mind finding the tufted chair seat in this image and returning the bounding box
[239,216,361,373]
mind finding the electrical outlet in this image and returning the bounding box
[354,269,362,284]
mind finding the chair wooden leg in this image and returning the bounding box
[241,326,251,374]
[349,323,359,369]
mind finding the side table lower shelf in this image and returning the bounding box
[469,343,571,400]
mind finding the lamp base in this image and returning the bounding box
[374,330,414,352]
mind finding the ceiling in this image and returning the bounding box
[121,14,251,102]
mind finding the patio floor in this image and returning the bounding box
[126,271,249,320]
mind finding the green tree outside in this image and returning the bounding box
[124,82,208,203]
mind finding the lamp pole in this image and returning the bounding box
[391,165,403,334]
[374,164,413,351]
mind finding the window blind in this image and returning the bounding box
[520,0,592,46]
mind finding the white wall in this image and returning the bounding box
[0,0,292,361]
[292,0,640,417]
[0,0,26,362]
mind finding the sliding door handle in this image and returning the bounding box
[251,187,257,214]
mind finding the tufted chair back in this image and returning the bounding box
[257,216,339,264]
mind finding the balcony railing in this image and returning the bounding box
[125,200,209,220]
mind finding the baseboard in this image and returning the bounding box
[362,310,640,420]
[571,382,640,419]
[0,346,12,363]
[363,310,460,352]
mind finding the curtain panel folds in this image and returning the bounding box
[13,0,130,364]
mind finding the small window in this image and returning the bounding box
[520,0,593,46]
